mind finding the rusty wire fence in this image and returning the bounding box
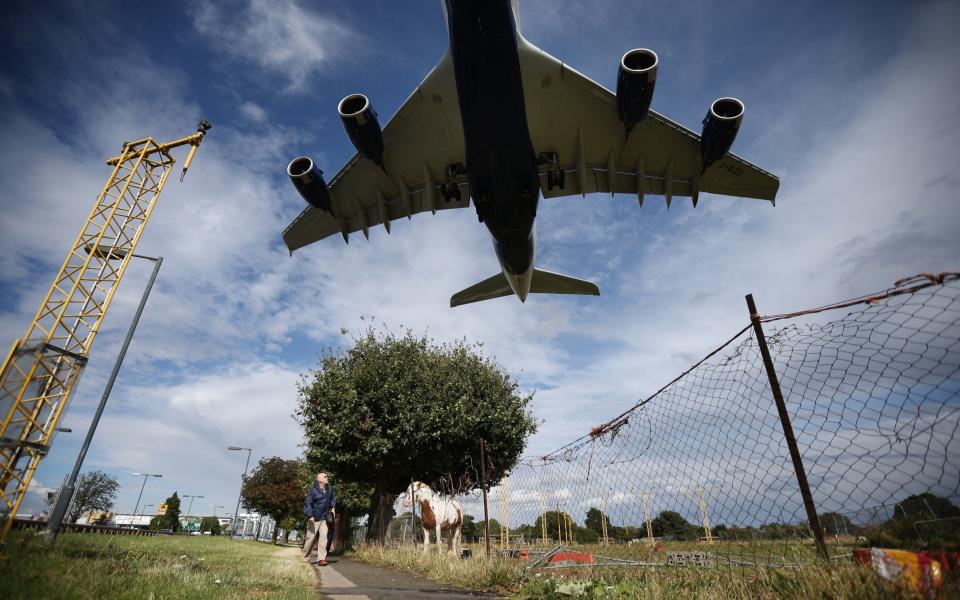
[406,273,960,569]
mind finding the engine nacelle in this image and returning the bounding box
[699,97,744,169]
[339,93,384,166]
[288,156,333,214]
[616,48,658,132]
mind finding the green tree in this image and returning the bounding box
[534,511,575,541]
[242,457,308,544]
[297,328,537,542]
[585,507,608,535]
[200,516,221,535]
[53,471,120,524]
[153,492,181,531]
[460,514,476,539]
[818,512,855,536]
[651,511,696,540]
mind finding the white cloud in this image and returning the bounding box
[1,0,958,521]
[191,0,359,91]
[240,101,268,123]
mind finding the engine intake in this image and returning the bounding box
[699,97,744,170]
[616,48,658,133]
[288,156,333,214]
[339,93,384,166]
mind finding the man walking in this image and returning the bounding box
[303,472,337,566]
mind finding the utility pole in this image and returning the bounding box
[227,446,252,538]
[44,256,163,544]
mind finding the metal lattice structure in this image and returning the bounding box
[0,123,210,543]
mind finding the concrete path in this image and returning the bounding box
[312,556,500,600]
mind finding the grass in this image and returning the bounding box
[0,530,317,600]
[354,544,522,591]
[353,543,947,599]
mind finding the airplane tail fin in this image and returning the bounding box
[450,269,600,307]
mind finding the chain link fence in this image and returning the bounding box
[391,273,959,569]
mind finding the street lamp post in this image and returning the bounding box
[211,504,224,517]
[183,494,204,518]
[227,446,251,538]
[131,472,162,521]
[43,255,163,545]
[139,504,155,526]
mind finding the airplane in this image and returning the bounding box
[282,0,779,307]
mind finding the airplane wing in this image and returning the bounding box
[283,51,469,252]
[518,40,779,205]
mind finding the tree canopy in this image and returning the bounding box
[59,471,119,524]
[151,492,181,531]
[241,457,308,543]
[200,516,222,535]
[297,328,537,541]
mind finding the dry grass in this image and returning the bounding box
[0,530,317,600]
[353,543,521,590]
[353,543,946,599]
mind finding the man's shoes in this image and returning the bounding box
[318,560,329,566]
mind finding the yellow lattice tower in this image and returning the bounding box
[695,487,714,544]
[640,490,654,543]
[598,489,610,546]
[497,477,509,549]
[538,490,548,543]
[0,122,210,543]
[565,512,574,544]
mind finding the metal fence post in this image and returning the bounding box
[479,437,491,559]
[746,293,829,560]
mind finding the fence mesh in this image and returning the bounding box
[387,273,959,568]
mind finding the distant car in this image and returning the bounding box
[159,529,173,534]
[203,531,212,535]
[190,531,201,536]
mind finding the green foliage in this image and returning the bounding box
[65,471,120,523]
[200,516,221,535]
[584,507,607,535]
[297,327,537,540]
[154,492,181,531]
[650,511,697,540]
[241,457,307,543]
[818,512,855,536]
[460,513,476,538]
[534,511,574,540]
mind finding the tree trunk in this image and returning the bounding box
[271,523,279,545]
[280,528,290,545]
[365,483,398,544]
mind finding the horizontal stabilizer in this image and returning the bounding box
[450,273,514,307]
[530,269,600,296]
[450,269,600,307]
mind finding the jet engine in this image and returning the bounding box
[339,93,385,166]
[699,97,744,170]
[288,156,333,214]
[616,48,658,133]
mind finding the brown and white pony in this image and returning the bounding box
[403,481,463,555]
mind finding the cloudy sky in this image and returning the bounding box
[1,0,958,518]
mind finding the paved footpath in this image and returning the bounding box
[312,557,501,600]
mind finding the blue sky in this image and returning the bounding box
[1,0,958,518]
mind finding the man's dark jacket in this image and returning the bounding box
[304,482,337,521]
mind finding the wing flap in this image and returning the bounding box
[282,51,470,252]
[520,39,779,204]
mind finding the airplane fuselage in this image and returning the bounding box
[445,0,539,300]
